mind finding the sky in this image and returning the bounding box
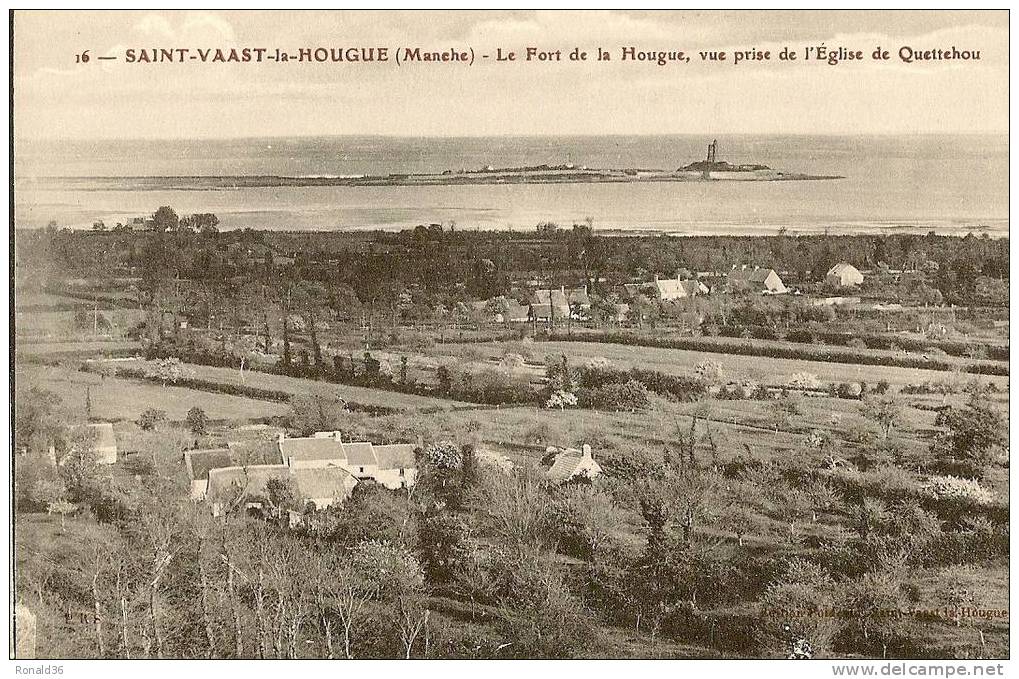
[13,10,1009,139]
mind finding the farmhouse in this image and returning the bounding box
[292,466,358,510]
[503,300,531,323]
[652,274,710,301]
[183,447,232,499]
[206,464,292,515]
[545,444,602,483]
[566,285,592,310]
[128,216,155,232]
[373,444,418,489]
[278,432,419,490]
[530,288,571,319]
[826,262,865,287]
[728,265,787,294]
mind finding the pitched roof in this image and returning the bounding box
[546,448,586,482]
[620,283,643,298]
[185,447,233,480]
[827,262,861,276]
[654,278,688,297]
[730,267,774,283]
[529,303,553,318]
[227,439,280,467]
[207,464,292,502]
[293,466,357,501]
[531,289,571,312]
[546,446,603,483]
[280,436,345,463]
[374,444,416,470]
[566,287,591,305]
[729,267,784,290]
[681,279,709,296]
[343,442,377,467]
[206,466,248,501]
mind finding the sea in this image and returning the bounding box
[12,134,1009,236]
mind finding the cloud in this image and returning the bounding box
[133,11,236,44]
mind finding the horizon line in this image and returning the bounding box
[13,130,1009,144]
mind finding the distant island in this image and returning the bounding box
[31,139,841,190]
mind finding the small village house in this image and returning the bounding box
[291,466,359,511]
[826,262,865,287]
[652,274,710,301]
[503,299,531,323]
[277,431,418,489]
[545,444,602,483]
[185,430,419,513]
[727,265,788,294]
[530,286,590,322]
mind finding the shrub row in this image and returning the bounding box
[574,363,707,402]
[715,324,1007,361]
[577,379,651,411]
[545,332,1008,376]
[83,363,397,415]
[145,339,542,407]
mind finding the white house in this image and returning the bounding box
[545,444,602,483]
[728,266,787,294]
[372,444,418,489]
[653,274,710,301]
[826,262,865,287]
[278,432,419,488]
[292,466,358,510]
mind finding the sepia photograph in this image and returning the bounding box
[8,9,1011,668]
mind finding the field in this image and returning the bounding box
[18,364,289,422]
[93,357,475,412]
[15,309,145,340]
[439,340,1010,389]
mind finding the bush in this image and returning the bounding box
[923,475,996,506]
[138,408,167,431]
[694,360,724,385]
[578,379,650,411]
[574,363,706,402]
[545,390,578,410]
[787,372,821,390]
[836,382,863,399]
[185,406,208,434]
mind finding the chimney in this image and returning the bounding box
[560,285,565,294]
[582,444,592,460]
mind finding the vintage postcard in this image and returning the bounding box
[8,9,1010,669]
